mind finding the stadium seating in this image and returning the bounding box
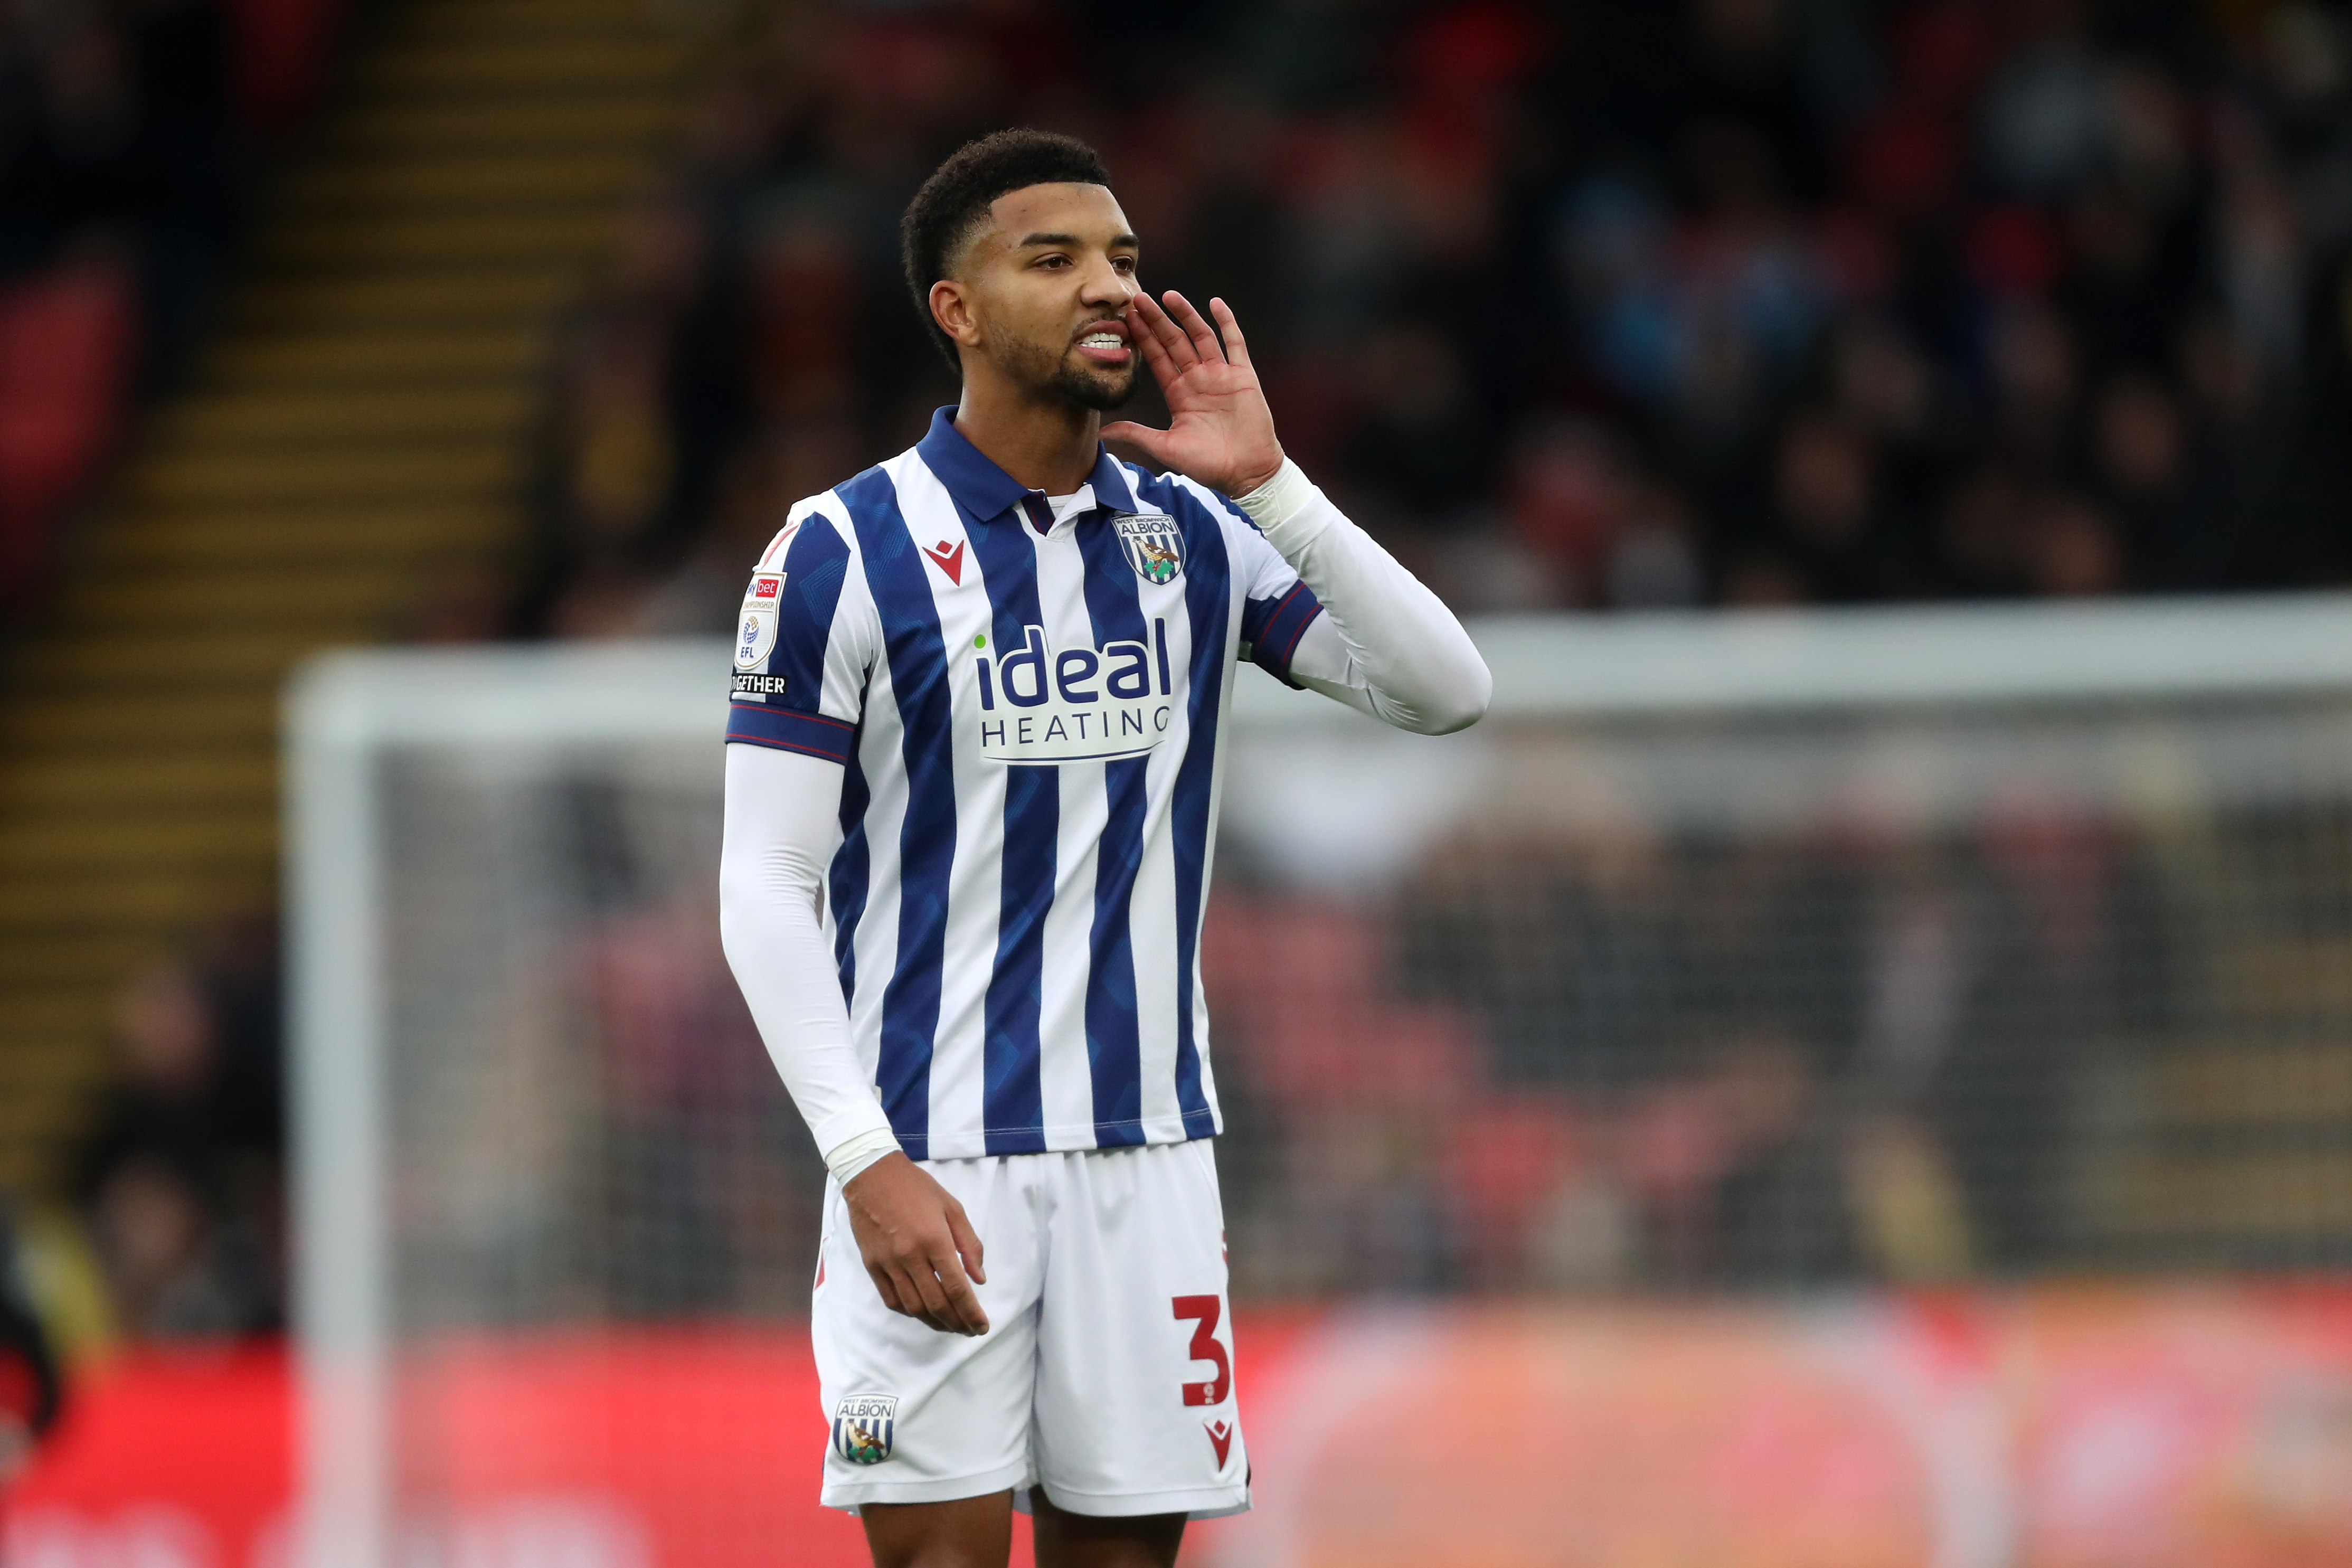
[0,264,137,605]
[0,0,697,1199]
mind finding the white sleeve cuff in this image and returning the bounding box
[824,1126,903,1186]
[1233,457,1318,532]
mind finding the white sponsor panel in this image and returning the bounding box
[972,622,1173,764]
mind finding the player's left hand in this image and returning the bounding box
[1103,291,1286,498]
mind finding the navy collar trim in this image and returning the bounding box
[914,406,1141,523]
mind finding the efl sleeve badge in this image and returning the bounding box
[733,574,785,671]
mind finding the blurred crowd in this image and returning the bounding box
[355,778,2208,1314]
[519,0,2352,632]
[0,0,333,612]
[42,0,2352,1343]
[4,0,332,1361]
[1206,794,2182,1293]
[67,913,285,1341]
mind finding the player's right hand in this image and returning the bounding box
[842,1153,990,1336]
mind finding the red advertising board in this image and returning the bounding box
[8,1290,2352,1567]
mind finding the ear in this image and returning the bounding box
[930,278,982,351]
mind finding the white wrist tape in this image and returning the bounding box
[1234,457,1316,530]
[825,1126,903,1185]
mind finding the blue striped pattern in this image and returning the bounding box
[724,410,1321,1157]
[838,467,957,1162]
[1076,513,1150,1145]
[1241,580,1325,688]
[1163,489,1231,1139]
[728,509,857,758]
[725,705,857,761]
[831,754,871,1003]
[967,509,1053,1154]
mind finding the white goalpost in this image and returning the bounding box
[290,597,2352,1564]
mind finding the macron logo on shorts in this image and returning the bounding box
[834,1394,898,1465]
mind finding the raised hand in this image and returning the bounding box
[1102,291,1286,498]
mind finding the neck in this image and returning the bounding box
[952,366,1101,496]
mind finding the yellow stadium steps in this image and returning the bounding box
[0,0,704,1199]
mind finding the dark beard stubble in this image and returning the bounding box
[997,328,1139,412]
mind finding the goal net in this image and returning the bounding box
[290,599,2352,1564]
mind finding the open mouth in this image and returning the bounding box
[1073,323,1131,365]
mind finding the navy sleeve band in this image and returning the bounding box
[726,701,856,763]
[1242,581,1326,689]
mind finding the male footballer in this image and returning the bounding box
[719,129,1490,1568]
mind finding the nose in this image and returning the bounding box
[1079,253,1135,307]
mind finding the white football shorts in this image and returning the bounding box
[811,1137,1249,1519]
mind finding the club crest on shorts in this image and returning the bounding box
[1114,513,1185,585]
[833,1394,898,1465]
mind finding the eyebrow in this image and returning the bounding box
[1017,231,1140,250]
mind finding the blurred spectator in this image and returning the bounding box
[0,245,135,599]
[515,0,2352,629]
[2027,489,2122,595]
[583,892,817,1316]
[70,931,284,1340]
[0,0,333,614]
[1390,829,1862,1287]
[1267,773,2185,1292]
[0,1203,63,1487]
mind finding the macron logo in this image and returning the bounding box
[922,539,965,584]
[1205,1420,1233,1467]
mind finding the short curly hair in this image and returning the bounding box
[901,129,1114,369]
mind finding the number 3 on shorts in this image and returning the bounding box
[1172,1295,1230,1406]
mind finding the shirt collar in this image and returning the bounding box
[1085,443,1142,514]
[914,406,1141,523]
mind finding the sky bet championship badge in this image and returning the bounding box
[734,573,782,670]
[1114,513,1185,585]
[833,1394,898,1465]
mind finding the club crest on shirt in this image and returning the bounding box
[1114,513,1185,586]
[833,1394,898,1465]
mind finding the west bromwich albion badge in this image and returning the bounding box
[1114,513,1185,586]
[833,1394,897,1465]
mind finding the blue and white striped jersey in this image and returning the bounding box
[724,409,1325,1160]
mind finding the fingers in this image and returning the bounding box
[1126,302,1184,391]
[929,1237,991,1335]
[865,1237,987,1335]
[1128,291,1193,377]
[1160,290,1225,365]
[1210,297,1251,370]
[1100,420,1173,467]
[844,1161,990,1335]
[905,1250,959,1327]
[865,1262,912,1319]
[946,1197,987,1286]
[871,1248,953,1333]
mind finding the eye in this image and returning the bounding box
[1036,254,1071,269]
[1113,256,1137,274]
